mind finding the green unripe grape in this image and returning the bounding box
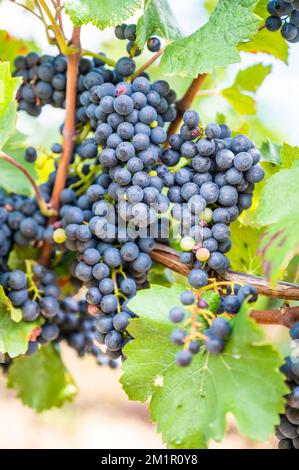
[180,236,195,252]
[53,228,67,244]
[201,208,213,223]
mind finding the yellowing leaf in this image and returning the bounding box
[234,63,271,93]
[0,30,39,67]
[280,143,299,169]
[240,1,288,62]
[221,64,271,115]
[222,87,256,114]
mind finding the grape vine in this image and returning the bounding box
[0,0,298,451]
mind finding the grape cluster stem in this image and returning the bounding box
[81,50,116,68]
[38,0,76,54]
[130,48,165,82]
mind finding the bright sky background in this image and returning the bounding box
[0,0,298,145]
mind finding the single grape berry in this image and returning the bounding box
[176,350,192,367]
[147,37,161,52]
[180,290,195,305]
[265,16,282,32]
[53,228,67,244]
[25,146,37,163]
[169,306,185,323]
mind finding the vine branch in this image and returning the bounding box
[39,26,81,266]
[166,73,208,143]
[0,151,55,216]
[50,27,81,213]
[151,244,299,327]
[250,307,299,328]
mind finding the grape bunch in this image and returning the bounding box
[12,32,265,373]
[15,51,117,117]
[0,260,116,367]
[47,71,182,360]
[15,48,177,130]
[14,52,68,116]
[0,189,49,269]
[169,283,258,366]
[114,23,161,57]
[48,75,263,362]
[59,188,155,360]
[54,297,118,367]
[266,0,299,42]
[276,321,299,449]
[156,111,264,291]
[78,75,177,134]
[0,265,60,344]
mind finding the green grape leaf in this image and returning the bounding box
[160,0,260,77]
[148,263,172,287]
[0,286,37,356]
[136,0,182,49]
[258,216,299,282]
[229,221,263,274]
[254,158,299,280]
[239,1,288,62]
[260,139,281,164]
[0,30,39,67]
[7,344,77,412]
[280,143,299,169]
[0,132,37,196]
[65,0,142,29]
[256,167,299,226]
[121,285,287,449]
[0,62,22,148]
[8,244,39,271]
[255,148,299,280]
[121,284,184,402]
[221,64,271,115]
